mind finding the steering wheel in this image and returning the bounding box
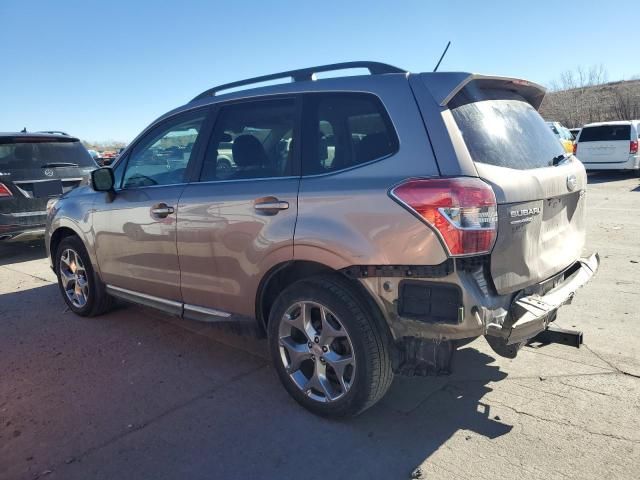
[124,173,158,188]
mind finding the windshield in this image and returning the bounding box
[0,141,96,169]
[450,89,565,170]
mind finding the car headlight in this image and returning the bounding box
[46,198,59,215]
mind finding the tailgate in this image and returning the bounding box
[476,161,586,294]
[440,76,588,294]
[577,140,629,164]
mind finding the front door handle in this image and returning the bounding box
[254,197,289,214]
[151,203,175,218]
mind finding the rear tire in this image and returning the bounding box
[268,274,393,417]
[55,236,113,317]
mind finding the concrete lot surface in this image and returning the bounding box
[1,172,639,480]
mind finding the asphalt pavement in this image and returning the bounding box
[1,172,638,480]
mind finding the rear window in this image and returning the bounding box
[578,125,631,142]
[450,88,565,170]
[0,140,96,169]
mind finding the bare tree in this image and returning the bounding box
[540,65,640,126]
[549,64,608,92]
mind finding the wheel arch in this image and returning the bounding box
[49,226,81,272]
[256,260,393,346]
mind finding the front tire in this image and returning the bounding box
[268,275,393,417]
[55,236,113,317]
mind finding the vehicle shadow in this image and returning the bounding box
[1,284,513,479]
[587,171,637,184]
[0,240,47,267]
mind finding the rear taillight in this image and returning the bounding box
[391,178,498,256]
[573,143,578,155]
[630,140,638,154]
[0,183,12,197]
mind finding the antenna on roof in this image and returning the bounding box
[21,127,27,133]
[433,41,451,72]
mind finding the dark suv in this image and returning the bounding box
[0,132,97,242]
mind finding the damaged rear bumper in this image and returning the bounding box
[485,253,599,348]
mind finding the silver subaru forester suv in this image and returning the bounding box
[46,62,599,417]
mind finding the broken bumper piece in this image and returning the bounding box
[485,253,599,357]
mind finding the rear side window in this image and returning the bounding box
[0,140,96,170]
[450,88,565,170]
[578,125,631,142]
[302,93,398,175]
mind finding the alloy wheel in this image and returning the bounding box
[278,301,356,403]
[59,248,89,308]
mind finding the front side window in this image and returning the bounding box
[122,111,206,188]
[200,98,296,182]
[302,93,398,175]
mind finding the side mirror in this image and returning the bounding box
[91,167,115,192]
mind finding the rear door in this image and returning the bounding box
[576,124,631,165]
[421,79,588,294]
[177,97,300,318]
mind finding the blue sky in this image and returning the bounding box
[0,0,632,142]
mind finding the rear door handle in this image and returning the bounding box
[254,198,289,214]
[151,203,175,218]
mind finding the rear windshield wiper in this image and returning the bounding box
[551,154,571,166]
[40,162,79,168]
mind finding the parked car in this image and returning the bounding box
[46,62,599,417]
[574,121,640,175]
[569,127,581,138]
[87,149,100,161]
[97,150,118,166]
[546,121,575,153]
[0,132,97,242]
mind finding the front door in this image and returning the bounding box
[177,97,300,317]
[93,109,209,301]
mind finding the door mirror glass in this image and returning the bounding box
[91,167,115,191]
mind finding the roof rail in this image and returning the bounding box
[191,61,407,102]
[37,130,70,136]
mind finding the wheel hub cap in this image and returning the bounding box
[278,301,356,403]
[59,248,89,308]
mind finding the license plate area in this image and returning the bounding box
[32,180,63,198]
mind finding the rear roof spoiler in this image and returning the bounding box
[419,72,547,110]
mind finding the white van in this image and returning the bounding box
[574,121,640,175]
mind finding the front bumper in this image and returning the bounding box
[486,253,599,345]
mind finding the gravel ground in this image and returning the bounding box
[0,171,638,480]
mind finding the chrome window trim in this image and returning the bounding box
[300,152,397,179]
[190,175,298,186]
[114,182,188,193]
[14,177,84,184]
